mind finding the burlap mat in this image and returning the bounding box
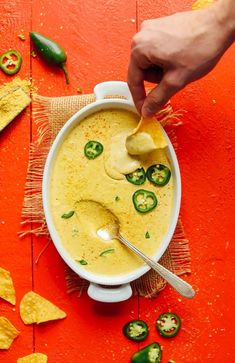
[20,93,191,298]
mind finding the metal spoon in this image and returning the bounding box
[97,221,195,299]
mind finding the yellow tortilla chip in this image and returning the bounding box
[17,352,48,363]
[20,291,66,324]
[0,267,16,305]
[0,316,20,349]
[126,117,167,155]
[192,0,214,10]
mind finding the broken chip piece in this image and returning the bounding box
[17,352,48,363]
[0,316,20,350]
[0,267,16,305]
[20,291,66,325]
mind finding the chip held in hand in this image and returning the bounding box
[20,291,66,325]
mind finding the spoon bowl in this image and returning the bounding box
[97,219,195,299]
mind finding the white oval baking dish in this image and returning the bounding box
[42,81,181,303]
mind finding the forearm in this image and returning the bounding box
[214,0,235,45]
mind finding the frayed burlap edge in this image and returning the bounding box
[20,93,190,298]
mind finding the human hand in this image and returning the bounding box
[128,1,235,117]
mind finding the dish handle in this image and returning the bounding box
[94,81,134,103]
[87,282,132,303]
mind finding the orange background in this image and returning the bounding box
[0,0,235,362]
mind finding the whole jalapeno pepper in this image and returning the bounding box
[123,319,148,342]
[132,189,158,213]
[131,342,162,363]
[126,167,146,185]
[156,312,181,338]
[30,31,69,84]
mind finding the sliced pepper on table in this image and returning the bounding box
[30,31,69,84]
[156,312,181,338]
[84,140,103,159]
[147,164,171,187]
[0,49,22,75]
[131,342,162,363]
[132,189,157,213]
[123,319,148,342]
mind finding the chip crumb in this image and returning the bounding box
[31,50,37,58]
[18,34,26,41]
[77,85,83,94]
[0,316,19,349]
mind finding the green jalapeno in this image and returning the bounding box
[156,312,181,338]
[123,319,148,342]
[61,210,75,219]
[131,342,162,363]
[84,140,103,159]
[0,49,22,75]
[30,32,69,84]
[147,164,171,186]
[126,167,146,185]
[132,189,157,213]
[99,248,115,257]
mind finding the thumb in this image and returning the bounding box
[141,73,181,117]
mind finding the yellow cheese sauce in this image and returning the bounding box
[50,109,174,276]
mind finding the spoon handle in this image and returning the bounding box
[118,234,195,299]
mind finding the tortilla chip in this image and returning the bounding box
[126,117,167,155]
[0,267,16,305]
[0,316,20,349]
[20,291,66,324]
[192,0,214,10]
[17,352,48,363]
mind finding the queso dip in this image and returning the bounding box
[50,109,174,276]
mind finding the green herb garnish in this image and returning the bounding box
[145,231,150,239]
[61,210,75,219]
[76,259,88,265]
[115,196,120,202]
[99,248,115,257]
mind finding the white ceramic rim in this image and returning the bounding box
[42,82,181,286]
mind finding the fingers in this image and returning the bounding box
[141,72,183,117]
[144,65,164,84]
[127,58,146,114]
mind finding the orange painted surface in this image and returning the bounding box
[0,1,234,362]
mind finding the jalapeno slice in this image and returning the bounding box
[0,49,22,75]
[131,342,162,363]
[156,312,181,338]
[126,167,146,185]
[123,319,148,342]
[84,140,103,159]
[132,189,157,213]
[147,164,171,186]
